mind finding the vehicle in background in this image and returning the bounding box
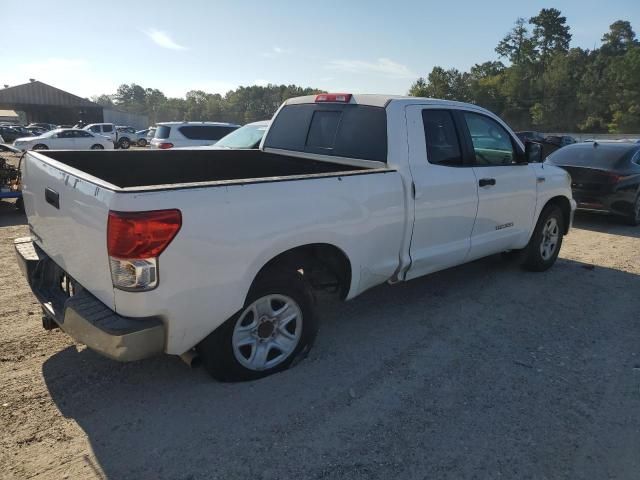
[13,128,114,151]
[0,143,24,211]
[544,135,576,148]
[0,133,4,143]
[134,128,153,146]
[516,131,545,143]
[84,123,132,149]
[179,120,270,150]
[16,93,575,381]
[0,126,27,143]
[25,126,46,136]
[150,121,240,149]
[27,123,57,131]
[546,142,640,225]
[5,125,34,137]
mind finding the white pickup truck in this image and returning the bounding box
[15,93,575,381]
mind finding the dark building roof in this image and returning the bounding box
[0,81,100,108]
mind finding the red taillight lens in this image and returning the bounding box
[107,210,182,259]
[315,93,352,103]
[158,142,174,149]
[605,173,625,184]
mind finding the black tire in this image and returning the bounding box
[197,270,317,382]
[15,197,24,212]
[32,144,48,150]
[90,144,104,150]
[624,195,640,226]
[522,205,564,272]
[118,138,131,149]
[137,138,147,147]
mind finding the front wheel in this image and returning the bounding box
[197,270,317,382]
[137,138,147,147]
[522,205,564,272]
[118,138,131,149]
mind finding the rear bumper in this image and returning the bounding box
[14,237,165,362]
[572,190,636,217]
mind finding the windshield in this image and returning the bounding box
[214,123,269,149]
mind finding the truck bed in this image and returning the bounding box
[41,149,370,189]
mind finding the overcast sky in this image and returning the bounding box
[3,0,638,98]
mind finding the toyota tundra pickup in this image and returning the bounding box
[15,93,575,381]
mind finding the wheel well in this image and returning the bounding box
[251,244,352,300]
[543,196,571,234]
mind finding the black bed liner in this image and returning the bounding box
[41,149,369,189]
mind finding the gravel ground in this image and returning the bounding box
[1,205,639,480]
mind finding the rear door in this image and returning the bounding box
[73,130,96,149]
[54,130,76,149]
[404,106,479,278]
[459,111,537,259]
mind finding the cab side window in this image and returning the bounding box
[421,109,463,166]
[463,112,516,166]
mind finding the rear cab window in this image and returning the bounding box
[264,103,388,162]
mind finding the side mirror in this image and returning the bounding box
[525,140,543,163]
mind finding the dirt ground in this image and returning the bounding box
[1,200,639,479]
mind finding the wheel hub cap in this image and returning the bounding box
[257,318,275,339]
[540,217,559,260]
[231,294,303,371]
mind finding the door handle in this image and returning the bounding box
[479,178,496,187]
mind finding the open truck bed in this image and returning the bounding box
[41,149,375,190]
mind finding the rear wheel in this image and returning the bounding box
[625,196,640,226]
[522,205,564,271]
[119,138,131,149]
[197,270,317,382]
[32,144,48,150]
[137,138,147,147]
[90,144,104,150]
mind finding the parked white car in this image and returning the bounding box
[16,94,575,382]
[177,120,271,150]
[150,121,240,149]
[84,123,132,149]
[13,128,114,151]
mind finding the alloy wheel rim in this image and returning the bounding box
[540,217,559,260]
[232,294,302,371]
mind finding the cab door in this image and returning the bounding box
[459,111,537,260]
[404,105,479,279]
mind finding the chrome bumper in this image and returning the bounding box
[14,237,165,362]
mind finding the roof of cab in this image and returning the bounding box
[284,93,483,109]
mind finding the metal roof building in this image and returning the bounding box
[0,80,148,129]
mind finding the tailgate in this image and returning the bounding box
[22,151,116,309]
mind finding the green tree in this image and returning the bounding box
[601,20,638,55]
[495,18,536,65]
[530,8,572,66]
[408,67,471,101]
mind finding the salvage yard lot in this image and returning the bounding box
[1,205,639,479]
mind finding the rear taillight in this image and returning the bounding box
[158,142,174,149]
[315,93,352,103]
[107,210,182,291]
